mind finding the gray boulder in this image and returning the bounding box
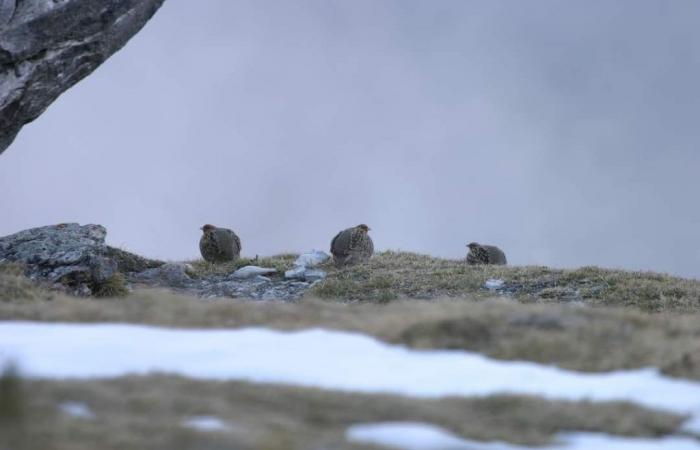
[0,0,166,154]
[0,223,153,295]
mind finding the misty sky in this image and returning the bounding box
[1,0,699,277]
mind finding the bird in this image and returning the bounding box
[466,242,507,265]
[199,224,241,263]
[330,224,374,267]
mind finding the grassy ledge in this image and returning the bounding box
[311,251,700,312]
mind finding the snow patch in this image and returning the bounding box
[1,322,700,433]
[182,416,229,432]
[347,422,700,450]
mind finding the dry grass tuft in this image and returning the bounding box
[0,263,48,302]
[91,273,129,298]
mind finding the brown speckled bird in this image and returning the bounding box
[466,242,507,265]
[330,224,374,267]
[199,224,241,263]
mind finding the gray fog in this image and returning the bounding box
[1,0,699,277]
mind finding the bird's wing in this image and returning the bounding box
[330,230,348,255]
[232,232,241,252]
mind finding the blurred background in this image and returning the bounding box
[1,0,699,276]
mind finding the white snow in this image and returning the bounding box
[2,322,700,436]
[58,401,94,419]
[347,422,700,450]
[182,415,229,432]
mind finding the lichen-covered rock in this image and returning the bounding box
[0,223,106,271]
[0,0,166,154]
[0,223,135,296]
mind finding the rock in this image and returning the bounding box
[0,224,109,290]
[0,223,142,296]
[284,266,306,280]
[303,269,326,283]
[285,266,326,282]
[285,250,329,282]
[0,0,166,155]
[231,266,277,280]
[130,263,192,288]
[293,250,330,268]
[89,255,118,284]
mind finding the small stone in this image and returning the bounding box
[293,250,330,268]
[484,279,505,290]
[58,402,95,420]
[284,267,306,280]
[231,266,277,279]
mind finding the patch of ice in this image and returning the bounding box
[231,266,276,279]
[182,415,229,432]
[58,401,94,419]
[2,322,700,432]
[484,279,504,290]
[347,422,700,450]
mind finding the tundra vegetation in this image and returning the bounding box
[2,252,700,449]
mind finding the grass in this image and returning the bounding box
[0,262,50,302]
[1,289,700,380]
[1,374,685,450]
[187,254,299,279]
[90,273,129,298]
[2,252,700,448]
[310,251,700,312]
[0,365,26,450]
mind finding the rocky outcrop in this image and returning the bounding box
[0,0,166,154]
[1,224,321,301]
[0,223,159,295]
